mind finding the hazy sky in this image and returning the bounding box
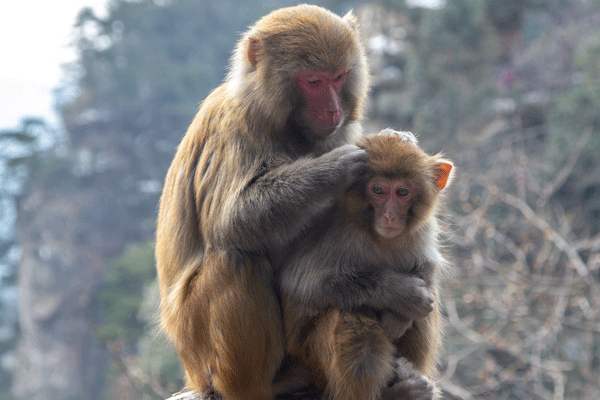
[0,0,109,130]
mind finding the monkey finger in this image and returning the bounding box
[399,289,435,319]
[380,312,412,340]
[329,144,367,187]
[335,143,367,163]
[318,143,365,168]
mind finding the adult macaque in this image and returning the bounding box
[278,130,454,400]
[155,5,370,400]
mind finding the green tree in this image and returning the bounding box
[0,118,55,399]
[92,243,156,344]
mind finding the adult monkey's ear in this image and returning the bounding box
[247,37,261,68]
[343,10,359,31]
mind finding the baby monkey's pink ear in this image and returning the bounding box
[436,162,453,190]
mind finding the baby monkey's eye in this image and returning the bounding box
[397,188,410,197]
[372,186,385,195]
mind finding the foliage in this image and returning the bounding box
[92,242,184,399]
[551,32,600,149]
[137,284,183,394]
[397,0,492,142]
[440,129,600,400]
[92,243,156,345]
[0,118,55,399]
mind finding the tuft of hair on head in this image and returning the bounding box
[356,132,453,189]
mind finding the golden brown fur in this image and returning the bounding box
[156,5,369,399]
[277,131,453,400]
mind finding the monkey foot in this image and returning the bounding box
[381,358,435,400]
[167,386,323,400]
[165,388,221,400]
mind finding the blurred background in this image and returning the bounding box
[1,0,599,399]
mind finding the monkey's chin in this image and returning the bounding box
[312,115,346,138]
[312,124,340,137]
[375,226,401,239]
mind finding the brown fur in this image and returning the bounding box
[277,131,453,400]
[156,5,369,400]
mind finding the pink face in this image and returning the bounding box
[367,177,415,239]
[296,68,350,136]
